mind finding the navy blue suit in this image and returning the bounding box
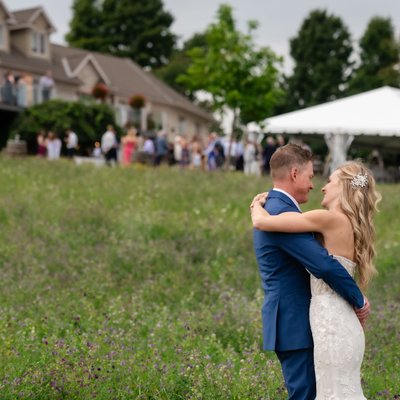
[253,190,364,400]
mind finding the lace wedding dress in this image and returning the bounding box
[310,255,367,400]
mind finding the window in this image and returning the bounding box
[40,34,46,53]
[31,32,37,52]
[31,31,46,54]
[152,111,163,130]
[0,24,4,48]
[178,116,186,135]
[195,123,201,136]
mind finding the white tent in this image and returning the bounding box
[262,86,400,171]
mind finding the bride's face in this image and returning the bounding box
[321,170,342,208]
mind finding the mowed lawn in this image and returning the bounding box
[0,157,398,399]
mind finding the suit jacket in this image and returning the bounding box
[253,189,364,351]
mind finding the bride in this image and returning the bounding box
[250,161,381,399]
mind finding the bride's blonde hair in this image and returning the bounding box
[337,161,381,290]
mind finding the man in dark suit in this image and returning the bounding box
[252,144,369,400]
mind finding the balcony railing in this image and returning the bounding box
[0,81,56,108]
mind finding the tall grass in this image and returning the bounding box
[0,157,398,399]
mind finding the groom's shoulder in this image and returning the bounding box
[266,191,298,214]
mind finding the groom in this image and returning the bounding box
[252,144,369,400]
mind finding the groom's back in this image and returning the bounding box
[253,193,313,351]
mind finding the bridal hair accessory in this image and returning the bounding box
[351,173,368,189]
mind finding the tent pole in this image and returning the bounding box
[324,133,354,173]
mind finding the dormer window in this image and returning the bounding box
[31,31,46,54]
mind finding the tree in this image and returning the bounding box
[66,0,176,68]
[64,0,103,51]
[285,9,353,111]
[178,4,282,134]
[348,17,400,94]
[154,33,208,98]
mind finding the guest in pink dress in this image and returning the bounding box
[121,127,138,166]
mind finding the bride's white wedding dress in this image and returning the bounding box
[310,255,367,400]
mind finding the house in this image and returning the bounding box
[0,0,214,138]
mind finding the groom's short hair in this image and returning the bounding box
[270,144,313,180]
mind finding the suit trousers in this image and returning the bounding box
[276,348,316,400]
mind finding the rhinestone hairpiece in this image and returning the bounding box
[351,173,368,189]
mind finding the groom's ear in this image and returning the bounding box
[290,167,298,181]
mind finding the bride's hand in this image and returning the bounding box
[250,192,269,209]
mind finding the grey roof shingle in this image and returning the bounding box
[52,44,213,121]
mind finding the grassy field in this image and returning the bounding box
[0,156,399,399]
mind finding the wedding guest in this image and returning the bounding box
[46,131,62,160]
[15,74,28,107]
[39,70,54,101]
[235,139,244,171]
[180,136,190,168]
[121,127,138,166]
[101,125,118,166]
[262,136,277,175]
[155,130,169,166]
[173,135,182,165]
[244,139,258,175]
[276,134,285,148]
[190,137,203,169]
[65,128,78,158]
[204,132,222,171]
[92,141,102,158]
[1,71,16,105]
[37,130,47,157]
[142,136,155,165]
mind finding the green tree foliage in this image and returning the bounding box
[285,9,353,110]
[178,4,282,132]
[66,0,176,68]
[348,17,400,94]
[154,33,208,98]
[11,100,119,154]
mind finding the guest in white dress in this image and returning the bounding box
[46,131,62,160]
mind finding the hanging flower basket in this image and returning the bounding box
[129,94,146,109]
[92,83,109,100]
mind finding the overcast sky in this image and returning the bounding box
[8,0,400,71]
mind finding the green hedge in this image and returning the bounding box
[11,100,121,155]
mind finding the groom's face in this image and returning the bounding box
[292,161,314,204]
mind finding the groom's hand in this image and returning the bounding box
[355,296,370,328]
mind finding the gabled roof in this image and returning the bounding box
[52,44,214,122]
[10,6,56,33]
[0,0,15,23]
[61,53,87,72]
[62,53,111,85]
[264,86,400,137]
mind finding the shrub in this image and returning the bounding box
[11,100,121,155]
